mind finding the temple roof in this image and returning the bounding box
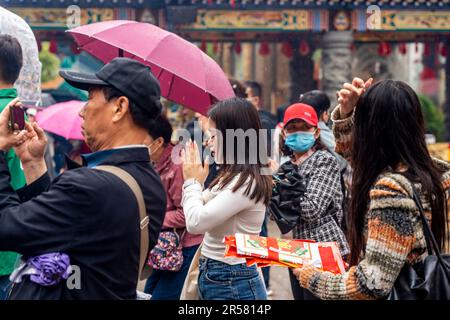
[0,0,164,8]
[1,0,448,9]
[180,0,449,10]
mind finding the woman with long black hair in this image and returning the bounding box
[293,77,450,299]
[181,97,272,300]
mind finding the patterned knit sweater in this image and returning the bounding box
[297,106,450,300]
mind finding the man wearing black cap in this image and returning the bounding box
[0,58,166,299]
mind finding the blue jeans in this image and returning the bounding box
[0,275,12,300]
[198,256,267,300]
[144,245,199,300]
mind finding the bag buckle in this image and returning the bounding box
[140,216,149,230]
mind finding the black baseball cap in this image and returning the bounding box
[59,57,162,118]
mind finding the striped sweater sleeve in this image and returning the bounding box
[330,105,353,161]
[296,175,421,300]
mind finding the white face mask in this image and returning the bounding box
[147,140,162,162]
[207,128,222,164]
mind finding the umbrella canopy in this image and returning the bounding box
[67,20,234,115]
[36,100,85,140]
[0,6,41,104]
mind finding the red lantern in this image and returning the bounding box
[298,40,310,56]
[213,42,219,54]
[423,42,431,57]
[200,41,207,53]
[234,41,241,55]
[378,42,391,57]
[398,43,407,55]
[49,39,58,54]
[420,66,436,80]
[439,42,447,57]
[230,0,235,7]
[281,41,293,58]
[71,42,81,55]
[259,42,270,56]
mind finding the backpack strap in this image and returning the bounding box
[95,165,152,281]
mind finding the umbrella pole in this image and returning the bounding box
[166,73,175,98]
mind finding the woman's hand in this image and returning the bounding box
[337,77,373,117]
[14,121,48,165]
[0,98,28,152]
[292,263,318,288]
[181,140,209,184]
[268,159,280,174]
[292,267,307,287]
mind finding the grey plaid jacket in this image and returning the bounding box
[291,150,350,256]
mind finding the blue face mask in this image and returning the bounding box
[285,131,316,153]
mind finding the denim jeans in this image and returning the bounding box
[198,256,267,300]
[0,275,12,300]
[144,245,199,300]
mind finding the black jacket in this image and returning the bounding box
[0,147,166,300]
[258,110,277,156]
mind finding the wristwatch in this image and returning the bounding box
[183,178,201,189]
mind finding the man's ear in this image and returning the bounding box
[156,137,165,148]
[112,96,129,123]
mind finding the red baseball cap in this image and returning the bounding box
[283,103,318,127]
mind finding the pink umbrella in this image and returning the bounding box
[36,100,85,140]
[67,20,235,115]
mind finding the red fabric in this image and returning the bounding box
[155,144,203,248]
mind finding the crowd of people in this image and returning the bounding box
[0,32,448,301]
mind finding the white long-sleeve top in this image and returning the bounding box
[181,175,266,265]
